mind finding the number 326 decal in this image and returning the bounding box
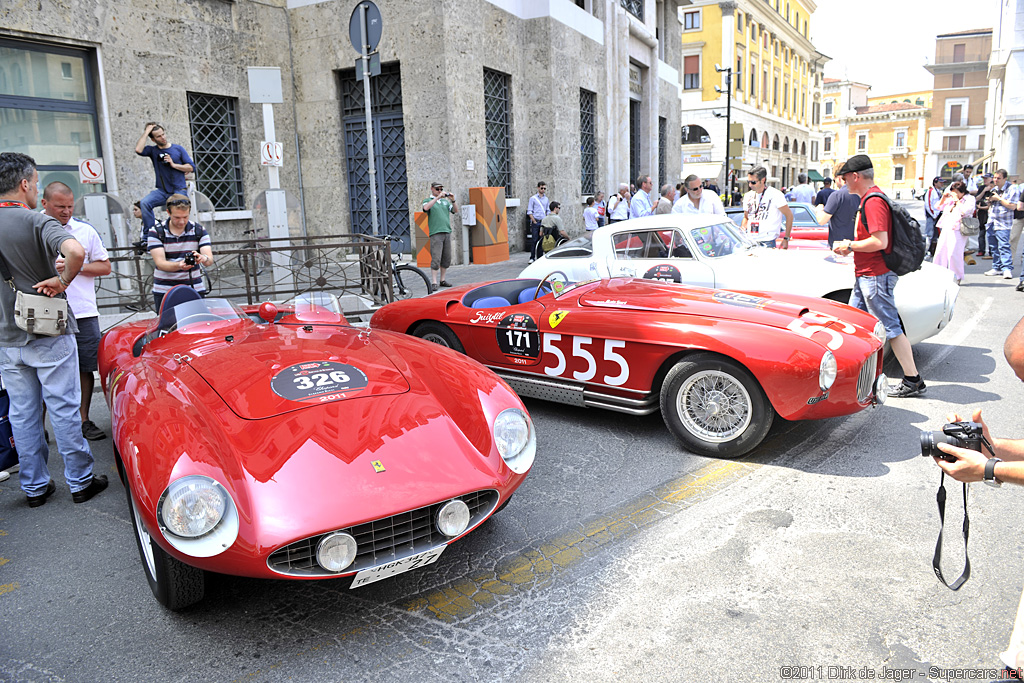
[542,334,629,386]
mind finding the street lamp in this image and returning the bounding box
[714,64,738,204]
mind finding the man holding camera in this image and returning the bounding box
[147,194,213,311]
[984,169,1021,279]
[422,182,458,292]
[934,314,1024,676]
[135,122,195,238]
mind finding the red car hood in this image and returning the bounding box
[184,326,410,420]
[578,279,815,328]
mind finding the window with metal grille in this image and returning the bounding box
[187,93,243,211]
[629,99,641,186]
[621,0,643,20]
[484,68,512,195]
[658,117,666,190]
[580,89,596,195]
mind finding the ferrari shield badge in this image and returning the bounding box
[549,311,569,328]
[372,460,386,473]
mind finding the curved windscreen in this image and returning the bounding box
[147,297,247,337]
[687,221,757,258]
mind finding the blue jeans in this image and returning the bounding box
[988,226,1012,271]
[849,272,904,339]
[0,335,95,495]
[759,240,777,248]
[140,187,187,232]
[925,215,937,244]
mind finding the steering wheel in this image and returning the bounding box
[174,313,224,329]
[534,270,569,301]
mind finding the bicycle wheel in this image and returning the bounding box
[237,247,266,277]
[394,264,432,300]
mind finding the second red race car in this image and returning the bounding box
[370,276,888,458]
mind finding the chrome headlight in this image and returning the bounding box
[316,532,358,573]
[493,408,536,474]
[160,475,228,538]
[872,320,887,345]
[436,499,471,537]
[157,475,239,557]
[819,350,837,391]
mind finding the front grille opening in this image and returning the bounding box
[267,489,499,577]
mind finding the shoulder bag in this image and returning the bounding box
[0,252,68,337]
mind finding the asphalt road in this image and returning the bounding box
[3,201,1024,682]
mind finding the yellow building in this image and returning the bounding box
[679,0,829,195]
[821,79,930,197]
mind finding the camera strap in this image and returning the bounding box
[931,437,996,591]
[932,472,970,591]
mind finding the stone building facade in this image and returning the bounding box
[924,28,992,180]
[677,0,828,197]
[821,80,931,197]
[0,0,684,261]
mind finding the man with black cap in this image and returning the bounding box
[832,155,925,398]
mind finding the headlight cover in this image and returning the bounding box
[493,408,536,474]
[819,350,838,391]
[157,475,238,557]
[872,320,887,345]
[436,499,471,537]
[317,532,358,573]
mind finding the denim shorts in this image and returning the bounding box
[75,316,101,373]
[849,272,904,339]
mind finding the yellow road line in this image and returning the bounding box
[403,459,758,622]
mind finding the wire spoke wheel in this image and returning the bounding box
[660,353,773,458]
[677,370,752,442]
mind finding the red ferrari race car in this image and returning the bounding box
[99,286,535,610]
[370,275,888,458]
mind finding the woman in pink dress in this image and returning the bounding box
[934,180,975,282]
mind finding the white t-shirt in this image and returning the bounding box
[672,190,725,216]
[584,206,599,230]
[59,216,109,319]
[743,186,788,241]
[608,193,630,220]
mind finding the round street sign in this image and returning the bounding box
[349,1,382,54]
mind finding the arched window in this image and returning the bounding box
[783,137,790,152]
[762,132,770,149]
[773,134,780,151]
[749,128,758,146]
[681,124,711,144]
[801,142,806,156]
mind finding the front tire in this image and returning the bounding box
[412,321,465,353]
[660,353,773,458]
[125,480,206,610]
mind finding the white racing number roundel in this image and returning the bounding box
[271,361,368,403]
[644,264,682,283]
[497,314,540,359]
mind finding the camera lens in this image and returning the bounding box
[920,430,959,459]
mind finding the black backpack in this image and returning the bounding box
[859,192,926,276]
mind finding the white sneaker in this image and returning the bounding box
[0,470,9,483]
[1004,270,1014,279]
[984,269,1001,276]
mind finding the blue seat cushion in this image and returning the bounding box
[157,285,203,332]
[470,296,511,309]
[517,286,551,304]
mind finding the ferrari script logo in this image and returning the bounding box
[371,460,386,473]
[549,311,569,328]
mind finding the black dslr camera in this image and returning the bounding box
[183,252,198,267]
[920,421,985,461]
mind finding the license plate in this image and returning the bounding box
[350,545,446,589]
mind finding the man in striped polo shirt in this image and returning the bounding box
[147,194,214,311]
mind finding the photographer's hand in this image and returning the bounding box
[947,409,994,448]
[934,443,988,482]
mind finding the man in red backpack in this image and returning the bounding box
[832,155,925,398]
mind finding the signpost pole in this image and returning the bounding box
[359,3,380,237]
